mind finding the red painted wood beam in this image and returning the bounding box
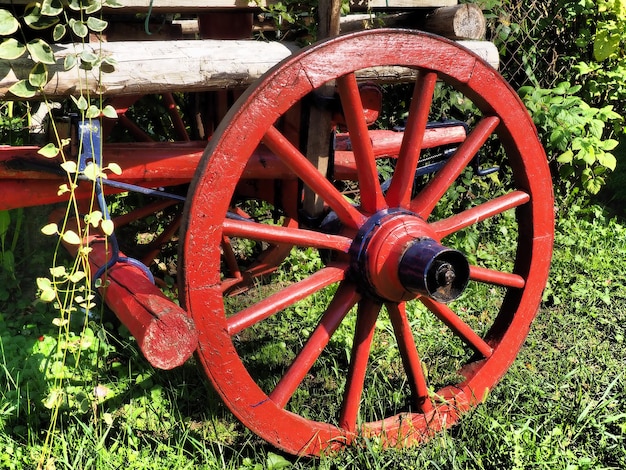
[63,230,197,370]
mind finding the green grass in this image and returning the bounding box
[1,196,626,469]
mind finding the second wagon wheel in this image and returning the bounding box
[181,29,554,455]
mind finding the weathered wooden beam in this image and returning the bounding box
[0,40,300,100]
[0,38,497,100]
[0,0,458,12]
[62,229,198,370]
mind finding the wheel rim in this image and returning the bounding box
[181,29,554,455]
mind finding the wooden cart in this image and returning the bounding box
[0,0,554,456]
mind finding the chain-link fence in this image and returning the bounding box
[483,0,581,90]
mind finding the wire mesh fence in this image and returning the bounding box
[483,0,579,90]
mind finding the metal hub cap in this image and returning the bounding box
[349,209,470,303]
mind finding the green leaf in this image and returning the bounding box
[42,389,63,408]
[24,3,59,30]
[557,149,574,164]
[100,55,116,73]
[41,0,64,16]
[86,104,100,119]
[107,162,122,175]
[37,277,53,291]
[101,56,117,66]
[100,219,114,235]
[579,146,596,165]
[60,161,77,173]
[102,104,118,119]
[62,230,82,245]
[70,19,89,38]
[41,222,59,235]
[593,29,620,61]
[49,265,67,277]
[549,128,568,150]
[68,270,86,283]
[2,250,14,273]
[26,39,55,64]
[85,0,103,14]
[57,183,70,195]
[85,210,103,227]
[588,119,604,139]
[71,95,88,111]
[584,176,603,194]
[64,54,77,71]
[37,142,59,158]
[40,288,57,303]
[28,62,49,88]
[80,49,98,65]
[83,161,103,180]
[0,9,20,35]
[8,80,37,98]
[553,82,570,95]
[574,61,594,75]
[0,38,26,60]
[600,139,619,151]
[598,152,617,171]
[266,453,291,470]
[102,413,114,425]
[0,210,9,238]
[599,105,622,121]
[66,0,82,10]
[53,23,66,41]
[87,16,108,33]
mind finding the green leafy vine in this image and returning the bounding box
[0,1,124,467]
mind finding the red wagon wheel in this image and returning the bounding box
[181,30,554,455]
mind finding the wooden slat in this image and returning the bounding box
[0,0,458,13]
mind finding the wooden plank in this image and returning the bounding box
[0,0,458,13]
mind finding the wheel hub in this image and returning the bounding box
[349,209,470,303]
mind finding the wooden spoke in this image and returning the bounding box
[420,297,493,359]
[112,200,180,227]
[336,73,386,214]
[221,235,243,284]
[385,71,438,209]
[269,282,361,409]
[223,218,352,253]
[470,265,526,289]
[226,265,347,335]
[339,298,381,432]
[411,116,501,218]
[263,125,366,229]
[431,190,531,238]
[387,302,432,413]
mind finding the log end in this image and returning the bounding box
[424,4,487,41]
[138,302,199,370]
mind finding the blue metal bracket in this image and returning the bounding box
[77,119,156,285]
